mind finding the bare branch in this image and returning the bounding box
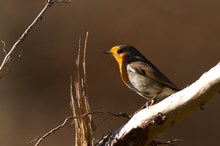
[29,110,129,146]
[96,62,220,146]
[0,0,71,79]
[33,116,73,146]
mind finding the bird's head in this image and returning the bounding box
[104,45,145,64]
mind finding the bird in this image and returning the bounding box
[104,45,179,105]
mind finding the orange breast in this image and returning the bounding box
[118,59,130,87]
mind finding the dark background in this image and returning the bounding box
[0,0,220,146]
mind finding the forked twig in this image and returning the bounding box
[32,116,73,146]
[0,0,71,79]
[28,110,129,146]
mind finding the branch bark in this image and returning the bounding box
[97,62,220,146]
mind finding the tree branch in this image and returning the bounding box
[96,62,220,146]
[0,0,71,79]
[28,110,129,146]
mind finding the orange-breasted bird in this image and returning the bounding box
[104,45,179,105]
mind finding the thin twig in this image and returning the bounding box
[29,110,129,146]
[83,32,89,96]
[55,0,72,4]
[0,0,70,78]
[153,138,183,146]
[33,116,73,146]
[1,40,6,55]
[27,136,40,145]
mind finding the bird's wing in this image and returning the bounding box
[128,61,179,91]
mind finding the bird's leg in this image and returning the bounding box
[146,95,158,107]
[146,89,164,107]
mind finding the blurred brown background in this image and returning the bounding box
[0,0,219,146]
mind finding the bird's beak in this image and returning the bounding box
[103,50,112,55]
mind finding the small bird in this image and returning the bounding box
[104,45,178,105]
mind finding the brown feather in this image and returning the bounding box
[128,61,179,91]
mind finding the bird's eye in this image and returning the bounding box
[117,49,124,54]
